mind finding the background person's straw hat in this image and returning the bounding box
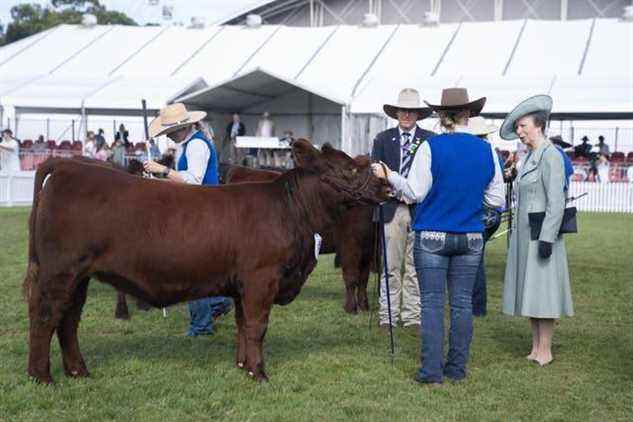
[149,103,207,138]
[465,116,498,136]
[424,88,486,116]
[499,94,552,140]
[383,88,432,120]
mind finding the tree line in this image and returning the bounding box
[0,0,136,46]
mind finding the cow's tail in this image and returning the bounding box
[23,158,57,301]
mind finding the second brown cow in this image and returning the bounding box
[225,164,378,314]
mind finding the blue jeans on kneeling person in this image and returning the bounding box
[414,231,483,384]
[187,296,233,336]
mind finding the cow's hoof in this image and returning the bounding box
[65,367,90,378]
[236,362,245,370]
[343,306,358,315]
[114,308,130,320]
[29,373,54,385]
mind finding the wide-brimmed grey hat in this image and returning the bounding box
[383,88,432,120]
[499,94,553,140]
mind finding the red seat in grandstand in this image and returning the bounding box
[611,152,625,162]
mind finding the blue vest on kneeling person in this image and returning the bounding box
[177,131,219,186]
[414,132,495,233]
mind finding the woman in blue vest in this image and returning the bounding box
[372,88,505,386]
[145,103,232,337]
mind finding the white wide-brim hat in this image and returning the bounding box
[465,116,498,136]
[383,88,432,120]
[149,103,206,138]
[499,95,553,140]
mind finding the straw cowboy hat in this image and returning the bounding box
[465,116,498,136]
[499,94,552,140]
[149,103,207,138]
[424,88,486,116]
[383,88,432,120]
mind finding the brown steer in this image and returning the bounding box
[23,139,389,384]
[225,164,378,314]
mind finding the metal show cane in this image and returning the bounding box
[142,99,168,319]
[378,204,396,365]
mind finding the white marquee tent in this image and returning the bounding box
[0,19,631,154]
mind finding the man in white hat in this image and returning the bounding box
[144,103,232,337]
[371,88,434,333]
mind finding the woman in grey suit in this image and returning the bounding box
[500,95,573,367]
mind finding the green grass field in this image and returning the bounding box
[1,208,631,421]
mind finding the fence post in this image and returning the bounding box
[46,118,50,141]
[72,120,76,142]
[614,127,619,152]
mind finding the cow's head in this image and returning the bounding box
[292,138,390,205]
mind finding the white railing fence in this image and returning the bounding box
[1,173,632,212]
[569,181,633,213]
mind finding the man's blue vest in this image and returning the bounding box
[177,131,219,186]
[414,132,496,233]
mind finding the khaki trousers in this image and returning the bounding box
[379,203,421,327]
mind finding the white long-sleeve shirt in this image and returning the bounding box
[174,130,210,185]
[387,140,505,209]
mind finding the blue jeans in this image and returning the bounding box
[187,296,233,336]
[414,231,483,383]
[472,243,487,317]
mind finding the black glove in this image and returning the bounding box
[538,241,553,259]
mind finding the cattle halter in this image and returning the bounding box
[320,167,374,200]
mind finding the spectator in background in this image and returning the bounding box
[148,138,161,159]
[111,138,126,167]
[83,131,97,158]
[94,140,110,162]
[256,111,275,137]
[224,112,246,163]
[95,128,106,146]
[597,135,610,158]
[574,135,592,158]
[33,135,47,153]
[0,129,21,174]
[115,124,130,148]
[596,153,610,183]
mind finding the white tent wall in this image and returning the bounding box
[243,89,342,146]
